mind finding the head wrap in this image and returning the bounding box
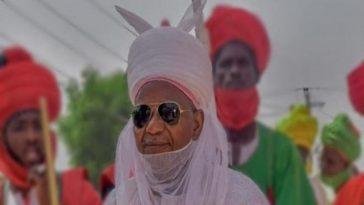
[205,5,271,74]
[115,26,231,205]
[347,61,364,115]
[276,104,318,149]
[0,46,60,189]
[321,113,361,162]
[0,46,60,130]
[113,3,238,204]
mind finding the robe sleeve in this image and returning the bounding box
[334,174,364,205]
[271,132,316,205]
[61,167,102,205]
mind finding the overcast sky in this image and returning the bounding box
[1,0,363,169]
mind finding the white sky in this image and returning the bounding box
[1,0,363,169]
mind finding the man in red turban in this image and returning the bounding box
[333,62,364,205]
[0,46,101,205]
[206,5,315,205]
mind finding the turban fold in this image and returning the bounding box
[0,46,60,129]
[205,5,271,73]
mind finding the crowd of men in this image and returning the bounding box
[0,2,363,205]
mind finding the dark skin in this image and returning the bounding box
[213,41,259,164]
[0,110,50,205]
[134,81,204,154]
[320,146,350,176]
[213,41,259,89]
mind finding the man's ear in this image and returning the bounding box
[192,109,204,140]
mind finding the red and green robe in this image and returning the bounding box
[0,168,101,205]
[232,123,316,205]
[334,173,364,205]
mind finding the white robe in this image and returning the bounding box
[104,169,268,205]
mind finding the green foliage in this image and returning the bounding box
[58,68,131,185]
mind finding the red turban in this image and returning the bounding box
[206,5,271,73]
[0,46,60,129]
[0,46,60,189]
[347,61,364,115]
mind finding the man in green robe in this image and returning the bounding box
[206,5,316,205]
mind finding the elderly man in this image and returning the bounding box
[104,4,268,205]
[0,46,101,205]
[334,63,364,205]
[205,5,316,205]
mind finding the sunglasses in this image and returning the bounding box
[131,101,193,129]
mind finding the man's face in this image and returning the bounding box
[133,81,204,154]
[2,110,45,167]
[320,146,349,175]
[213,41,259,89]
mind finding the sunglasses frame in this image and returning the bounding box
[131,101,193,129]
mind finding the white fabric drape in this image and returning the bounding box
[109,4,269,205]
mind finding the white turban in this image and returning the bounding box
[127,27,213,110]
[110,3,269,205]
[115,25,231,205]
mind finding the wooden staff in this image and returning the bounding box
[39,97,59,205]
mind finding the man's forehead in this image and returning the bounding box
[8,110,39,124]
[135,81,194,108]
[220,42,253,56]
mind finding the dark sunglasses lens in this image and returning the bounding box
[132,105,151,128]
[158,102,180,125]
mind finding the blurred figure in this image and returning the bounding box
[334,62,364,205]
[277,104,317,172]
[206,5,316,205]
[320,114,361,195]
[277,104,328,205]
[99,164,114,201]
[0,46,101,205]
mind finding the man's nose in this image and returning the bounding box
[145,113,165,135]
[25,126,41,142]
[230,62,241,74]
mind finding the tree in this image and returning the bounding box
[58,68,131,185]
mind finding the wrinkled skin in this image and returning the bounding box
[134,81,204,154]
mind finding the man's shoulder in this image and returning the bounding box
[258,122,294,147]
[61,167,89,180]
[227,169,269,205]
[60,167,101,205]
